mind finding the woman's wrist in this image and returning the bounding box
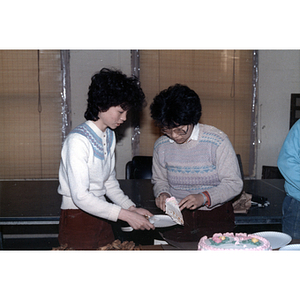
[158,192,171,198]
[200,192,207,206]
[128,205,136,212]
[200,191,211,207]
[118,208,129,221]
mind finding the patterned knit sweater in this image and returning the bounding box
[151,123,243,210]
[58,121,135,222]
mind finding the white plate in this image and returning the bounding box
[121,226,133,232]
[279,244,300,251]
[149,214,177,228]
[253,231,292,250]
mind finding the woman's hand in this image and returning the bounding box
[128,206,153,218]
[118,207,155,230]
[155,192,171,211]
[179,194,205,210]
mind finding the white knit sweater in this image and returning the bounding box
[151,123,243,210]
[58,121,135,222]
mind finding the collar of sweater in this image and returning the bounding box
[168,123,200,144]
[86,120,108,137]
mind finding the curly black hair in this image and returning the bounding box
[150,84,202,128]
[84,68,146,121]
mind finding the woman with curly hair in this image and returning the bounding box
[150,84,243,242]
[58,68,154,249]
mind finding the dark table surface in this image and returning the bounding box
[0,179,286,226]
[120,179,286,225]
[0,178,288,250]
[0,180,61,223]
[237,179,285,225]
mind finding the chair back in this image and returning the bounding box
[125,156,153,179]
[236,154,244,180]
[262,166,284,179]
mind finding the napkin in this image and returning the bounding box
[232,191,252,214]
[165,197,184,225]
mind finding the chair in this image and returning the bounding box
[236,154,244,180]
[125,156,153,179]
[290,93,300,129]
[262,166,284,179]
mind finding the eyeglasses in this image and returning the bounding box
[161,125,189,136]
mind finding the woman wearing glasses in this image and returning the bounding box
[150,84,243,242]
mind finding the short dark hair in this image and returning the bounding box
[150,84,202,128]
[84,68,146,121]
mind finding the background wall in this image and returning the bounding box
[257,50,300,178]
[69,50,300,179]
